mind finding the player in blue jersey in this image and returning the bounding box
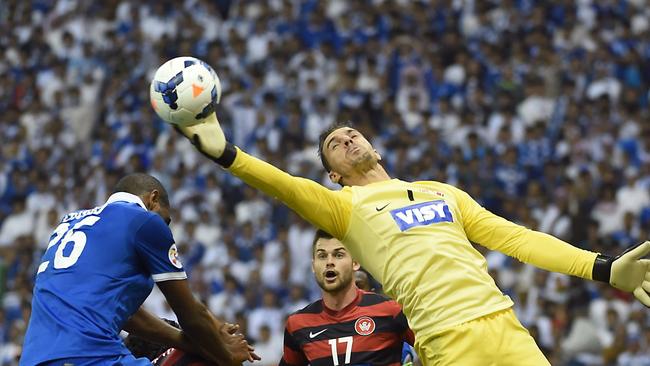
[21,173,259,366]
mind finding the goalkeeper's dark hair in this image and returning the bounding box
[124,319,180,360]
[312,229,335,257]
[113,173,170,208]
[317,122,353,172]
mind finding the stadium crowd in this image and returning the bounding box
[1,0,650,364]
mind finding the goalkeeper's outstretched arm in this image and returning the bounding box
[176,113,351,239]
[449,184,650,307]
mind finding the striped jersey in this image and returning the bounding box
[280,289,414,366]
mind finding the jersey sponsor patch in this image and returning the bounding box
[168,244,183,269]
[390,200,453,231]
[354,316,375,336]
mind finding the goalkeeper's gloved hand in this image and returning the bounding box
[593,240,650,306]
[174,113,237,167]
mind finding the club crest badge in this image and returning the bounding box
[354,316,376,336]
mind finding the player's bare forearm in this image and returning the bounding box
[177,303,260,364]
[157,279,258,364]
[176,304,233,363]
[122,307,193,352]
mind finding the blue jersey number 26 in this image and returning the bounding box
[37,215,101,274]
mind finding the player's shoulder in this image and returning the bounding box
[102,201,170,239]
[133,211,172,239]
[358,291,402,313]
[290,299,324,317]
[359,290,392,305]
[285,299,324,333]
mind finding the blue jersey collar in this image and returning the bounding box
[104,192,147,210]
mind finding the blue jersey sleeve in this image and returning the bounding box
[134,214,187,282]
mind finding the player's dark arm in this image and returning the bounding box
[122,307,192,351]
[133,213,259,364]
[157,279,259,365]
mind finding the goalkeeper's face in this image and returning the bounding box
[322,127,381,185]
[312,237,360,294]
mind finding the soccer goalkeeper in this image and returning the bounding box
[176,114,650,365]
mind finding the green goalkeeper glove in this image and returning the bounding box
[593,241,650,306]
[175,113,237,167]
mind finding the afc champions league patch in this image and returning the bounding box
[168,244,183,269]
[354,316,376,336]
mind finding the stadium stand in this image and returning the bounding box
[1,0,650,364]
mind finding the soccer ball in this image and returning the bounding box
[150,56,222,127]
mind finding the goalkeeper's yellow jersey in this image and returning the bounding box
[228,149,598,344]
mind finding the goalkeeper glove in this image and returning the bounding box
[593,240,650,307]
[174,113,237,167]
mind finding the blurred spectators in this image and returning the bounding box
[1,0,650,365]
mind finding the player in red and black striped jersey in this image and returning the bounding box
[280,230,414,366]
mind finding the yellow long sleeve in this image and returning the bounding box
[227,148,351,239]
[450,185,598,279]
